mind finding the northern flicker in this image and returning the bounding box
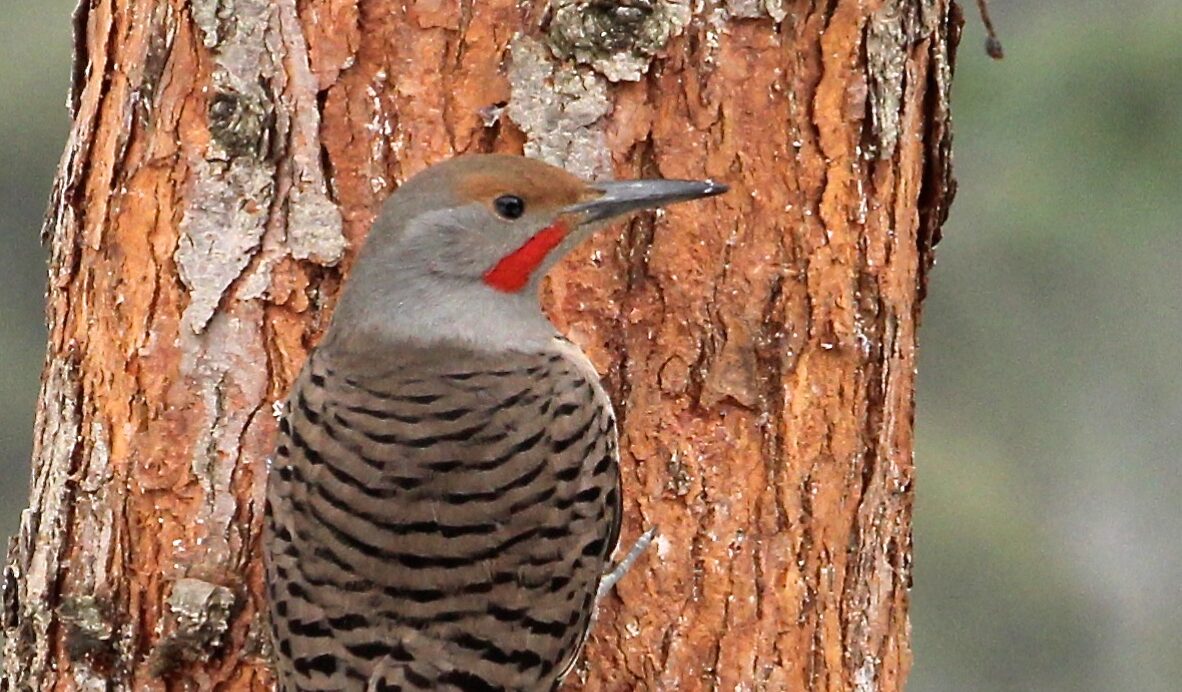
[264,154,727,691]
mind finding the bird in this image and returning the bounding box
[263,154,727,691]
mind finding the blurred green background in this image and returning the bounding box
[1,2,1179,689]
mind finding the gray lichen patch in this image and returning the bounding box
[176,159,273,334]
[547,0,691,82]
[286,171,347,265]
[179,309,269,571]
[149,578,236,675]
[191,0,221,48]
[725,0,788,22]
[507,37,612,180]
[865,2,917,159]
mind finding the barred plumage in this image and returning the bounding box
[265,339,621,691]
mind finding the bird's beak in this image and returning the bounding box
[563,178,729,225]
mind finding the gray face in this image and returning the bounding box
[361,154,597,290]
[393,201,568,285]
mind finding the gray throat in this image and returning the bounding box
[324,255,559,358]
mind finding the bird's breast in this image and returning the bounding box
[265,339,621,690]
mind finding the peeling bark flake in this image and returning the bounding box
[68,0,91,116]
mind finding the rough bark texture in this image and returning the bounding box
[2,1,959,690]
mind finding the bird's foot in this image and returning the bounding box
[597,526,658,602]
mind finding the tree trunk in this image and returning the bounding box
[1,1,959,690]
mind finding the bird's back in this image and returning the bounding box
[264,338,621,691]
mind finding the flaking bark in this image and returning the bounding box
[2,1,959,689]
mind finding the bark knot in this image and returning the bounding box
[547,0,690,82]
[59,594,116,669]
[149,578,237,675]
[208,89,274,161]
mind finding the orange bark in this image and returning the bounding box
[2,1,959,690]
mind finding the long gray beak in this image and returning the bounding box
[565,178,729,224]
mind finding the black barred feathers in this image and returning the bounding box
[264,338,621,691]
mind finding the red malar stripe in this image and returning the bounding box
[482,220,569,293]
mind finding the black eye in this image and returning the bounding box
[494,194,526,220]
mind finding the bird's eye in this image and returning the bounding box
[493,194,526,220]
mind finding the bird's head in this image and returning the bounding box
[367,154,727,293]
[332,154,727,351]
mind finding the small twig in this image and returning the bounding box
[976,0,1005,60]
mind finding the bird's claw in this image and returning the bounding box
[597,526,658,602]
